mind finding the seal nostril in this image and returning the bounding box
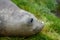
[30,18,33,23]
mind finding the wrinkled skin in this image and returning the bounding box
[0,0,44,36]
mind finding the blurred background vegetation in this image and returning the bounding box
[0,0,60,40]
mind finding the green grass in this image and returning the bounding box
[0,0,60,40]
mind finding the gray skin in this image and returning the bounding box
[0,0,44,36]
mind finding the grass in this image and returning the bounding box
[0,0,60,40]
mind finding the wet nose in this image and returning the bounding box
[41,21,44,24]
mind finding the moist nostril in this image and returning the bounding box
[30,18,33,23]
[41,21,44,24]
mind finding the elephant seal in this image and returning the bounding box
[0,0,44,36]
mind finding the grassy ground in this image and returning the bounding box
[0,0,60,40]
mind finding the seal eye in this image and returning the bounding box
[30,18,33,23]
[27,18,33,26]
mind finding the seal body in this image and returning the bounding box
[0,0,44,36]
